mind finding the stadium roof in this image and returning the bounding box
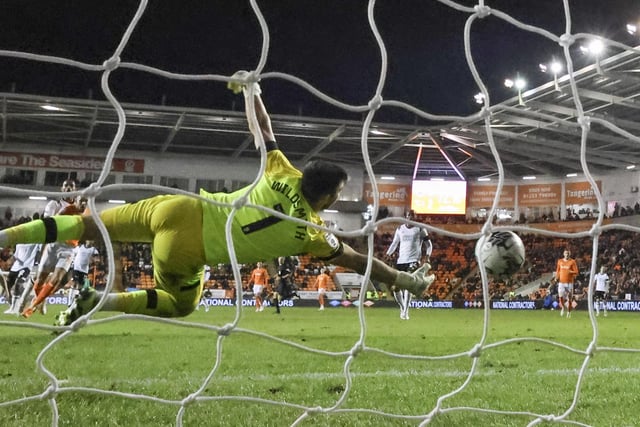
[1,46,639,182]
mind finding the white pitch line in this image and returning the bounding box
[8,366,639,388]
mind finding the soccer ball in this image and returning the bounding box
[476,231,525,279]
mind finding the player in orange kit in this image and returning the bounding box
[314,267,331,311]
[22,190,85,318]
[248,261,270,312]
[555,249,579,318]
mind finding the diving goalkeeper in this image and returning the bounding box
[0,73,434,325]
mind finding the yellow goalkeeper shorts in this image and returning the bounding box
[100,195,206,309]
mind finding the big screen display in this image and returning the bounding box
[411,180,467,214]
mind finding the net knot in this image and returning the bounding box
[232,196,248,210]
[559,33,576,48]
[218,324,233,336]
[230,69,249,82]
[468,343,482,358]
[308,406,324,415]
[480,222,493,236]
[586,342,597,356]
[230,69,260,85]
[181,392,198,406]
[42,384,58,400]
[350,342,363,356]
[84,182,101,198]
[367,95,383,111]
[362,221,377,236]
[102,56,121,71]
[474,4,491,19]
[577,116,591,129]
[70,315,89,331]
[245,70,260,84]
[479,106,491,119]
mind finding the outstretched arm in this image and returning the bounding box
[228,72,275,147]
[333,243,399,285]
[245,92,275,146]
[330,243,433,295]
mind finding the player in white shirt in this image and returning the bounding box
[22,179,79,317]
[68,240,99,305]
[593,266,610,317]
[196,265,212,312]
[386,211,432,320]
[3,239,41,315]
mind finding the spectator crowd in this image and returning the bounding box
[2,205,640,304]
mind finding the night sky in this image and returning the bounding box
[1,0,638,123]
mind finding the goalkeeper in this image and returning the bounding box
[0,73,435,325]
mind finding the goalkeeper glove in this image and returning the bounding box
[227,70,261,97]
[227,81,244,94]
[393,263,435,297]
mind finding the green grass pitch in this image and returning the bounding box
[1,306,639,426]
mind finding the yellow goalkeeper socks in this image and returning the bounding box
[0,219,46,246]
[114,289,184,317]
[0,215,84,247]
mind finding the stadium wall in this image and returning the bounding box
[0,146,638,229]
[6,295,640,312]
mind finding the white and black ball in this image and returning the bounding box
[476,231,525,279]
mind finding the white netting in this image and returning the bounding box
[1,0,640,425]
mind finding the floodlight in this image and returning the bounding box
[550,61,562,74]
[587,39,604,56]
[474,92,485,104]
[627,24,637,35]
[505,75,527,105]
[540,60,563,91]
[540,61,562,75]
[581,39,605,74]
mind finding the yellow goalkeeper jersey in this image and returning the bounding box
[199,150,342,264]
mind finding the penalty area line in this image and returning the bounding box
[35,366,640,387]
